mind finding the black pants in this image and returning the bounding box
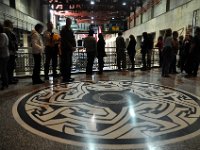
[186,59,200,76]
[44,46,58,77]
[7,54,16,81]
[170,54,177,73]
[147,49,152,68]
[117,51,126,69]
[128,52,135,70]
[162,47,173,76]
[0,57,9,87]
[32,54,42,82]
[86,52,95,75]
[60,51,72,80]
[159,50,163,67]
[141,52,147,69]
[98,56,104,73]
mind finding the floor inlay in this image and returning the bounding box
[12,81,200,149]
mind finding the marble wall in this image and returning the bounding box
[124,0,199,45]
[0,0,48,31]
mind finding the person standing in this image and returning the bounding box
[155,36,164,67]
[84,30,97,75]
[170,31,179,74]
[43,22,59,80]
[3,20,18,84]
[141,32,149,71]
[0,23,10,90]
[147,34,154,69]
[127,34,136,71]
[162,29,173,77]
[185,27,200,77]
[31,24,45,84]
[116,31,126,71]
[97,33,106,74]
[177,35,184,68]
[181,35,192,73]
[60,18,76,82]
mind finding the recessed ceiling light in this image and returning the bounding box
[91,17,94,19]
[112,17,115,19]
[90,1,95,5]
[122,2,126,6]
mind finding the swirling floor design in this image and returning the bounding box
[12,80,200,149]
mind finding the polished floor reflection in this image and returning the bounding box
[1,69,200,150]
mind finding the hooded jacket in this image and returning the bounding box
[31,30,44,54]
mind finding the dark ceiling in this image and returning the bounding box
[43,0,146,24]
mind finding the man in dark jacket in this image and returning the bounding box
[4,20,18,84]
[84,30,97,75]
[60,18,76,82]
[116,31,126,71]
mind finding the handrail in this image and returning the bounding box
[15,47,160,76]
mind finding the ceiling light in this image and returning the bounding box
[90,1,95,5]
[91,17,94,19]
[91,21,94,24]
[122,2,126,6]
[112,17,115,20]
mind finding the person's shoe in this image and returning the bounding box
[13,78,19,82]
[86,73,93,75]
[44,76,49,80]
[162,74,170,77]
[53,74,59,78]
[39,79,45,83]
[118,69,122,72]
[9,80,18,84]
[62,78,74,83]
[141,68,146,71]
[164,75,170,77]
[147,67,151,70]
[172,71,179,74]
[185,74,192,78]
[68,78,75,82]
[192,73,197,77]
[32,79,45,85]
[1,86,5,91]
[1,85,8,90]
[131,67,135,71]
[98,71,103,74]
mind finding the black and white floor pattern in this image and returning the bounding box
[12,80,200,149]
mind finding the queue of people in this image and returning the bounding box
[1,18,200,90]
[184,27,200,77]
[159,27,200,78]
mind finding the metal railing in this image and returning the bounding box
[15,47,160,76]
